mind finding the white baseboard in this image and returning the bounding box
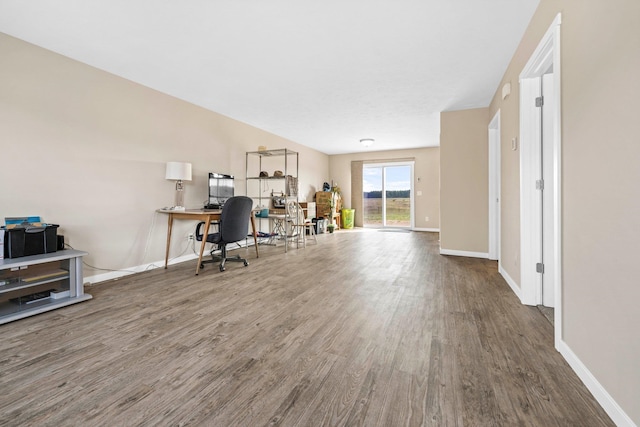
[558,340,637,427]
[84,239,257,285]
[412,227,440,232]
[498,264,522,301]
[439,248,488,259]
[84,253,198,284]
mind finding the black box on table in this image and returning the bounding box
[3,224,59,258]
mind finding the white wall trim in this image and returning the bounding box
[413,227,440,232]
[84,240,256,284]
[550,17,564,351]
[499,265,522,301]
[488,110,501,261]
[558,340,637,427]
[440,249,488,259]
[85,253,198,284]
[520,15,561,79]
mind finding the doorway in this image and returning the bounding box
[363,162,414,228]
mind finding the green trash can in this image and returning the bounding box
[341,209,355,229]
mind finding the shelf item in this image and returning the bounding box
[246,149,300,252]
[0,250,92,324]
[315,191,342,229]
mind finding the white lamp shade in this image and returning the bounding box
[165,162,192,181]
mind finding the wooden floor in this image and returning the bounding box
[0,230,614,426]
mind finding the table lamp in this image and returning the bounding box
[165,161,192,210]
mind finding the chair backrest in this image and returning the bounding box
[219,196,253,243]
[286,200,305,225]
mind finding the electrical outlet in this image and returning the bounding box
[425,216,429,222]
[188,233,194,241]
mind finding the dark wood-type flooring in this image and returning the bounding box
[0,230,614,426]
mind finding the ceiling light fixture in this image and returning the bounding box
[360,138,374,147]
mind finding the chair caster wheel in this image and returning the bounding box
[200,264,204,269]
[243,261,249,267]
[219,265,225,272]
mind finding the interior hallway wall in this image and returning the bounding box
[439,107,489,255]
[488,0,640,423]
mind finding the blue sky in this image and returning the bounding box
[363,165,411,193]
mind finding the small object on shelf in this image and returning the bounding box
[50,289,70,299]
[255,208,270,218]
[11,291,51,305]
[2,223,59,259]
[21,269,68,283]
[0,229,4,260]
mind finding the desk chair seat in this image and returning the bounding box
[195,196,253,272]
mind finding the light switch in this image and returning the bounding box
[417,190,422,196]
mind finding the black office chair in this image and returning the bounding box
[195,196,253,272]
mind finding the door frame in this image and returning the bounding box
[488,110,501,262]
[519,13,562,346]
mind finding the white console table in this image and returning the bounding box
[0,250,92,325]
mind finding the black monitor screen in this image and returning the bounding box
[208,173,234,207]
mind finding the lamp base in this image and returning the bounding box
[174,185,185,209]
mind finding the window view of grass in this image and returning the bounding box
[364,190,410,227]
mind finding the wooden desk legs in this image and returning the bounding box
[163,211,256,275]
[195,221,211,275]
[250,216,260,258]
[164,215,174,269]
[165,213,212,275]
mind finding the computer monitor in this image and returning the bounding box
[207,173,234,208]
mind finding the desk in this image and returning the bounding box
[268,213,287,236]
[157,209,259,275]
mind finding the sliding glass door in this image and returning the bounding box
[363,162,413,228]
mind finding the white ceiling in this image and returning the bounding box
[0,0,539,155]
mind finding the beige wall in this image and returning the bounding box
[440,108,489,254]
[488,0,640,423]
[0,34,329,280]
[328,147,440,230]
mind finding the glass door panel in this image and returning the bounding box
[384,165,411,228]
[363,167,383,226]
[363,163,412,228]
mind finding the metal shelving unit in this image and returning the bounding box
[246,149,299,252]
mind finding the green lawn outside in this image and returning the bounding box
[363,197,410,226]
